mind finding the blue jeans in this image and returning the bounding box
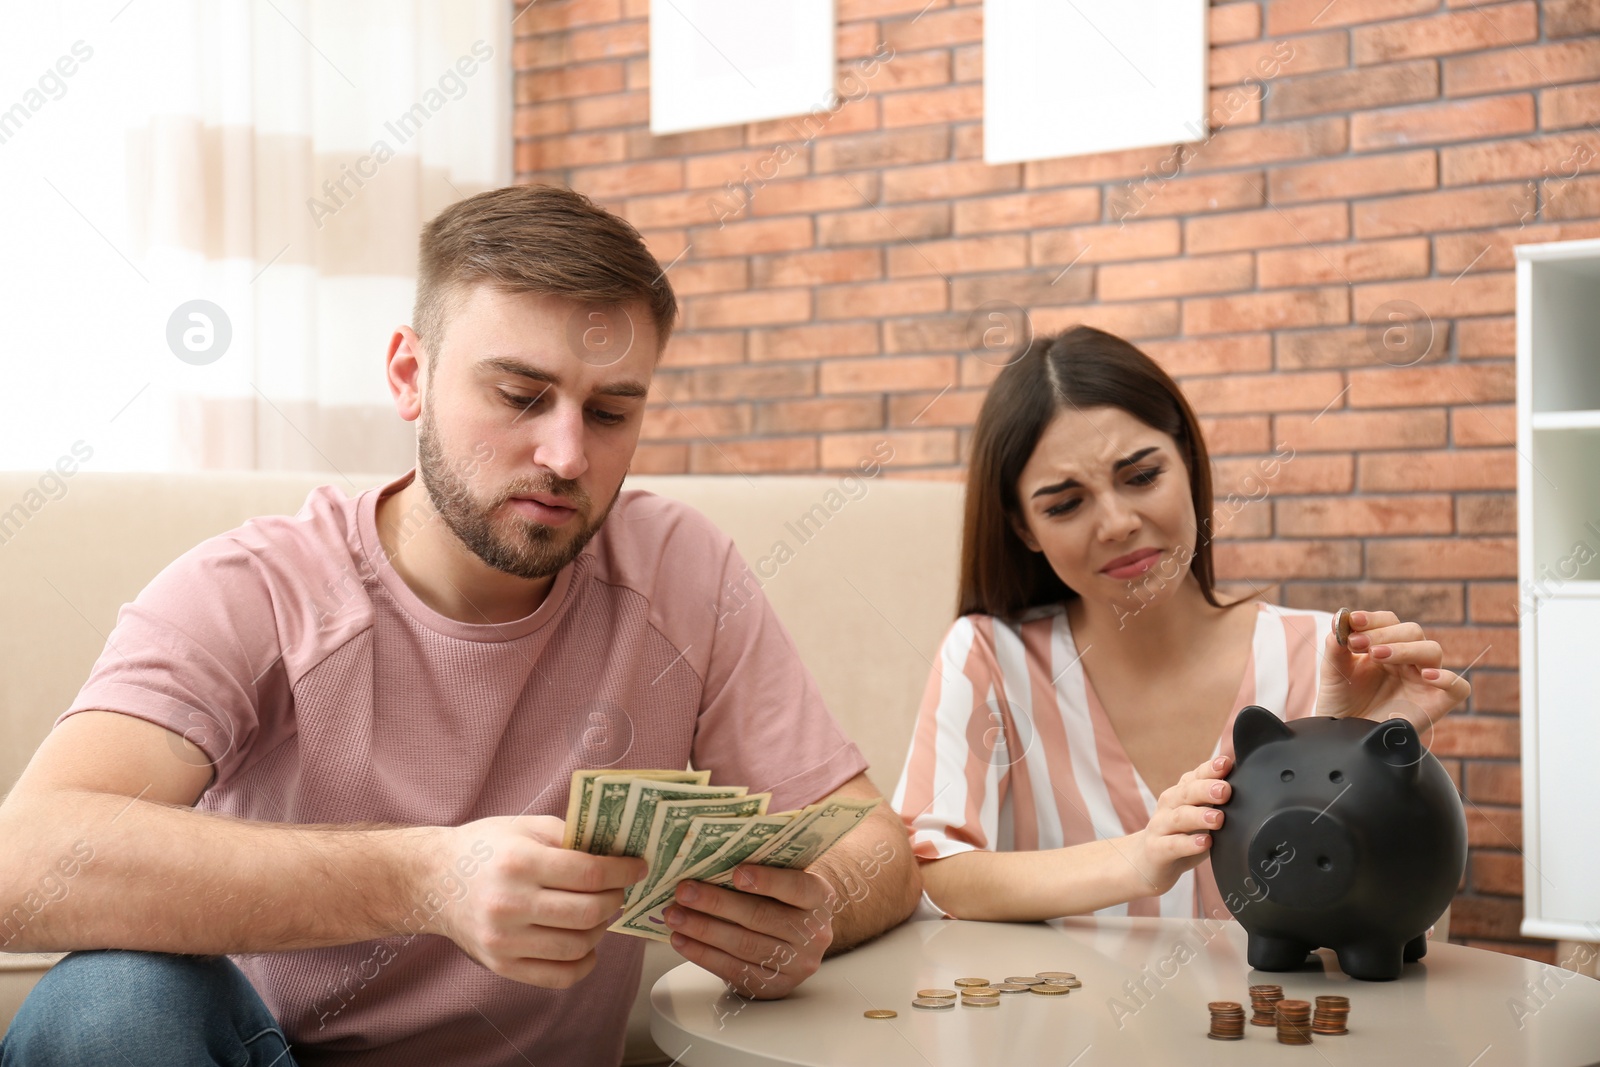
[1,950,297,1066]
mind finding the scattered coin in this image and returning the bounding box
[960,995,999,1007]
[1030,983,1071,996]
[1333,607,1353,647]
[993,983,1031,994]
[1035,971,1076,981]
[954,977,990,988]
[1003,976,1044,985]
[1207,1000,1246,1041]
[864,1009,897,1019]
[960,987,1000,998]
[917,988,957,1000]
[1276,999,1313,1045]
[911,997,954,1011]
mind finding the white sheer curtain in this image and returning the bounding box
[0,0,511,478]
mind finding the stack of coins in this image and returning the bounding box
[960,987,1000,1008]
[1312,995,1350,1035]
[1207,1001,1246,1040]
[1036,971,1082,988]
[1249,984,1285,1026]
[1275,999,1313,1045]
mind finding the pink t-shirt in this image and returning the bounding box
[59,468,868,1066]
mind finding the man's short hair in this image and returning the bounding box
[412,184,678,371]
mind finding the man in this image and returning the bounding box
[0,184,920,1065]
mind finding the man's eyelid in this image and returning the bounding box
[497,381,552,399]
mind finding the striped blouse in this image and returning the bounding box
[892,599,1333,922]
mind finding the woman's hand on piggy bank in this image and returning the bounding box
[1134,754,1234,895]
[1317,609,1471,732]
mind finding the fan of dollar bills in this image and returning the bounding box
[562,769,880,942]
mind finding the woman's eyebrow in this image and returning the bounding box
[1113,446,1161,470]
[1031,446,1162,499]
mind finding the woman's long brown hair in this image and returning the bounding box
[957,325,1222,621]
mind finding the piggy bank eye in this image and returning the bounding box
[1329,769,1344,783]
[1280,769,1294,782]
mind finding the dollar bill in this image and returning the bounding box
[628,794,770,908]
[582,776,665,854]
[612,814,798,941]
[611,780,748,859]
[652,815,767,890]
[564,770,884,944]
[563,768,707,850]
[702,796,880,885]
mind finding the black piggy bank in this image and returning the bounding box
[1209,705,1467,981]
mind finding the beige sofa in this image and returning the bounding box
[0,469,965,1063]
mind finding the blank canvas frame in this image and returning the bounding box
[650,0,836,136]
[984,0,1209,165]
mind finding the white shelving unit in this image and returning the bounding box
[1515,238,1600,943]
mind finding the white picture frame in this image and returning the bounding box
[983,0,1209,165]
[650,0,836,136]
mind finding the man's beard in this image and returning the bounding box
[415,406,618,581]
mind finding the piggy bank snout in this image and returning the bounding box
[1246,807,1357,910]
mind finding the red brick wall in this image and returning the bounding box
[513,0,1600,961]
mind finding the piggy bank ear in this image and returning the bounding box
[1362,717,1425,771]
[1233,705,1293,762]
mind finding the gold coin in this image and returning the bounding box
[1334,606,1353,647]
[1003,976,1043,985]
[1035,971,1076,981]
[960,995,999,1006]
[864,1009,897,1019]
[954,977,990,988]
[917,988,957,999]
[1030,983,1071,996]
[993,983,1031,994]
[911,997,954,1011]
[961,988,1000,998]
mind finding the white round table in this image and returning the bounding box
[650,916,1600,1066]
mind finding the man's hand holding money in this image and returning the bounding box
[662,863,836,999]
[425,814,647,989]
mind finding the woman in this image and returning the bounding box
[891,326,1471,923]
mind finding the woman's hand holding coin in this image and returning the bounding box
[1316,608,1471,732]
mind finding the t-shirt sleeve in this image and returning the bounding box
[890,615,1010,862]
[688,536,869,815]
[56,537,289,791]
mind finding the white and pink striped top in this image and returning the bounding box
[892,599,1334,922]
